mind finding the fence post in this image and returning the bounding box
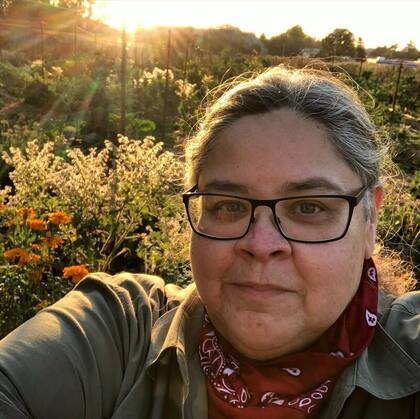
[39,20,45,80]
[120,19,127,136]
[141,27,145,68]
[134,28,140,67]
[183,36,190,81]
[391,60,403,114]
[73,20,78,56]
[161,29,171,142]
[357,58,366,77]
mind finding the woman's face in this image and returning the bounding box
[190,109,382,360]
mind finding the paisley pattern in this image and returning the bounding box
[199,258,379,418]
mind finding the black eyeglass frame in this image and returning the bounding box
[182,185,368,243]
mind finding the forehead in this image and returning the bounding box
[199,109,360,195]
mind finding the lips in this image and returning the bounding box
[226,282,293,298]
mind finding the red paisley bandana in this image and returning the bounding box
[199,258,379,418]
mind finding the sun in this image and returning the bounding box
[91,0,420,49]
[92,1,142,32]
[91,0,207,33]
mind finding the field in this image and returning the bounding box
[0,23,419,337]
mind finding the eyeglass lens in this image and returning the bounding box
[187,194,351,241]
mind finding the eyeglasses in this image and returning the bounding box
[182,185,367,243]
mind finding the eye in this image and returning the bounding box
[217,201,246,213]
[282,199,329,220]
[296,202,323,214]
[204,198,249,222]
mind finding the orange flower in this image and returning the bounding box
[29,253,41,264]
[17,208,36,219]
[27,218,47,231]
[63,265,89,284]
[0,203,6,210]
[48,212,71,225]
[31,243,42,251]
[4,248,31,265]
[42,236,64,249]
[4,248,42,266]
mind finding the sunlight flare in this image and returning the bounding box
[91,0,419,49]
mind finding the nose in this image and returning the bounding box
[235,207,292,260]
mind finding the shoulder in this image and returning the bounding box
[347,291,420,406]
[388,291,420,314]
[379,289,420,324]
[79,271,167,294]
[0,272,189,418]
[379,290,420,364]
[70,272,186,324]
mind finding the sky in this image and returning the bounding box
[92,0,420,49]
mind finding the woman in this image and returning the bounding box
[0,67,418,418]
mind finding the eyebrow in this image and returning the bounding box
[201,180,249,194]
[282,178,346,194]
[201,177,346,195]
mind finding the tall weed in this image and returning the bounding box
[0,135,188,337]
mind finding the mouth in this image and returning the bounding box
[226,282,293,299]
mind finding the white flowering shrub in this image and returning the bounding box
[3,141,63,209]
[1,135,190,283]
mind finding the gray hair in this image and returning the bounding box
[185,66,384,219]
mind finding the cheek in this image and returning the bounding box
[190,235,233,300]
[294,234,365,311]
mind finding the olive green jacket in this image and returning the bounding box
[0,273,419,418]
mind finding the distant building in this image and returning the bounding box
[376,57,420,68]
[300,48,320,58]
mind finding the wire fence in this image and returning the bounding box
[1,10,419,133]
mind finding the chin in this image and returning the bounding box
[222,322,297,360]
[231,336,292,360]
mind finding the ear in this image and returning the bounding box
[364,185,384,259]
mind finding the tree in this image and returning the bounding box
[52,0,83,7]
[399,41,418,60]
[356,37,366,59]
[0,0,51,15]
[266,32,287,56]
[205,25,262,55]
[320,28,356,58]
[0,0,13,15]
[267,25,317,56]
[50,0,95,16]
[284,25,306,55]
[368,45,391,58]
[259,33,268,55]
[370,44,399,59]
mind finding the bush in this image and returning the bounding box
[0,135,190,337]
[0,122,69,187]
[0,61,32,98]
[23,79,56,107]
[0,205,77,337]
[0,267,71,338]
[377,168,419,282]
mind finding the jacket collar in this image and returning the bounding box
[145,284,203,370]
[353,290,420,399]
[355,323,420,397]
[321,291,420,419]
[148,285,420,400]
